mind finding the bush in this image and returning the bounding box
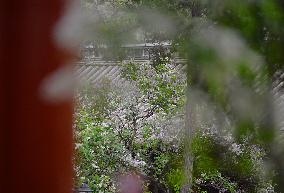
[190,129,275,193]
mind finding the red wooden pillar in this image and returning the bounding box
[0,0,74,193]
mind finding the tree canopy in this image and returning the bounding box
[75,0,284,192]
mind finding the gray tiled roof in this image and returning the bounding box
[75,58,187,85]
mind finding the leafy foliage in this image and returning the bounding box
[74,60,186,192]
[191,129,274,193]
[76,0,284,192]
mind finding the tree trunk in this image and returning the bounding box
[182,91,196,193]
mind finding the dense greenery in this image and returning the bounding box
[75,0,284,192]
[74,60,186,192]
[74,61,275,192]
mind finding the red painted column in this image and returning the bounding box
[0,0,74,193]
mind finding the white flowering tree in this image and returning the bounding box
[74,59,187,192]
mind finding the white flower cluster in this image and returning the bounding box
[105,62,186,150]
